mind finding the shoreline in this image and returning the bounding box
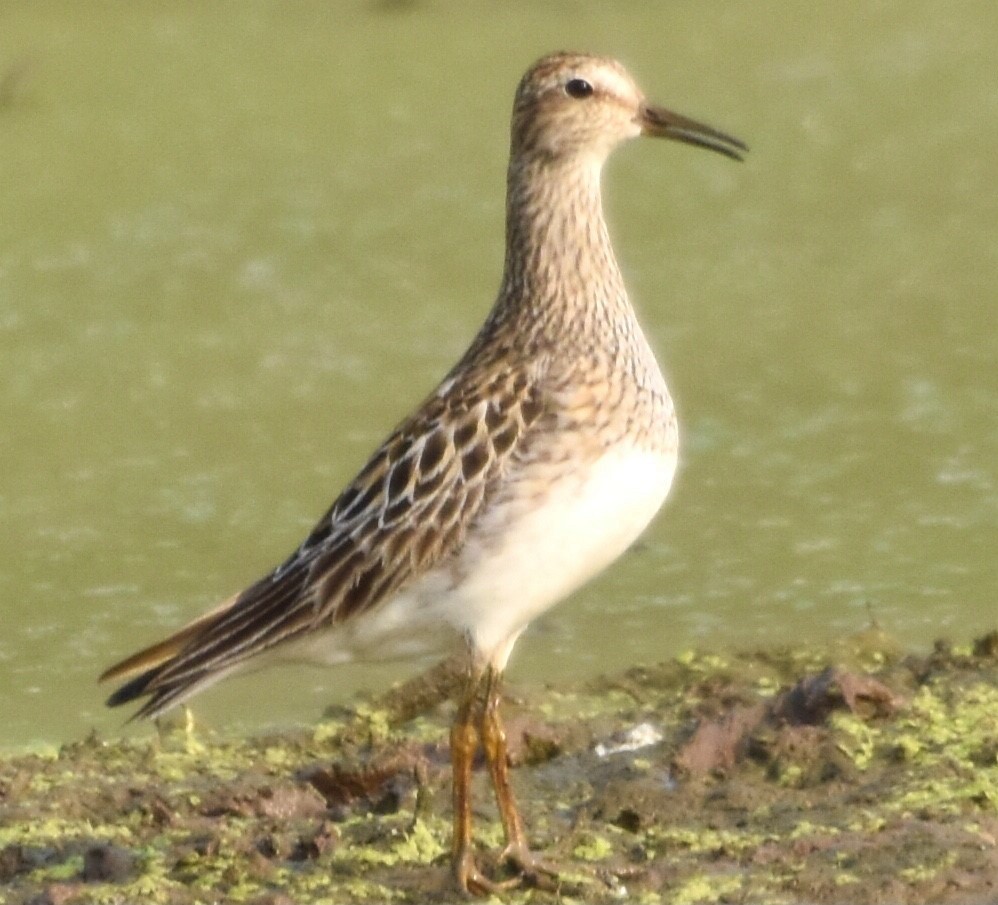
[1,629,996,904]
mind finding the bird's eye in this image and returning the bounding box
[564,78,594,100]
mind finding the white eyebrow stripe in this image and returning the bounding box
[591,66,635,103]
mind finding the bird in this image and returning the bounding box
[100,51,745,895]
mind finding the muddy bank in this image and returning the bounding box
[1,629,996,904]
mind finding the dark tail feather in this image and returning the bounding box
[100,593,240,719]
[103,651,238,721]
[105,669,159,710]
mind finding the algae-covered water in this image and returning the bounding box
[1,2,996,747]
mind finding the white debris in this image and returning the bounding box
[594,721,664,758]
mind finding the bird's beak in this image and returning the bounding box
[638,104,747,161]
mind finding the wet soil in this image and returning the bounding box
[1,629,996,904]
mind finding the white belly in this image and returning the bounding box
[444,443,676,668]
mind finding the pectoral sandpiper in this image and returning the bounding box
[101,52,745,894]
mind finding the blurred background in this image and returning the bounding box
[1,1,995,748]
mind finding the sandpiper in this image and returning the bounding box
[101,52,745,894]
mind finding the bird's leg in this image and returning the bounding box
[480,666,556,886]
[479,667,528,859]
[451,667,518,896]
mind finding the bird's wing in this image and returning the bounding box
[101,355,548,717]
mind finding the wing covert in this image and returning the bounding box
[111,358,549,714]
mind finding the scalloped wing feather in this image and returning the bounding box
[102,358,548,718]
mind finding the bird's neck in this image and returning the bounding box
[494,153,632,345]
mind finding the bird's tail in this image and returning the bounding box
[99,594,240,719]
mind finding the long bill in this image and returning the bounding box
[638,104,747,161]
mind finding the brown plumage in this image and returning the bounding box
[101,360,546,716]
[101,51,745,894]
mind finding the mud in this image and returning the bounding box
[1,628,996,904]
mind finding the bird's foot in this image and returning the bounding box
[453,842,558,896]
[453,846,521,897]
[499,841,559,891]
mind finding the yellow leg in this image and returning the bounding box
[480,667,557,886]
[450,669,516,896]
[450,664,555,894]
[480,668,529,861]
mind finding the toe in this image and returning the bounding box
[499,843,559,890]
[453,848,521,897]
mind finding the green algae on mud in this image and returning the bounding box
[1,631,996,905]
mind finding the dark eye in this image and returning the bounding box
[564,78,593,100]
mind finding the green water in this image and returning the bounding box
[2,2,995,748]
